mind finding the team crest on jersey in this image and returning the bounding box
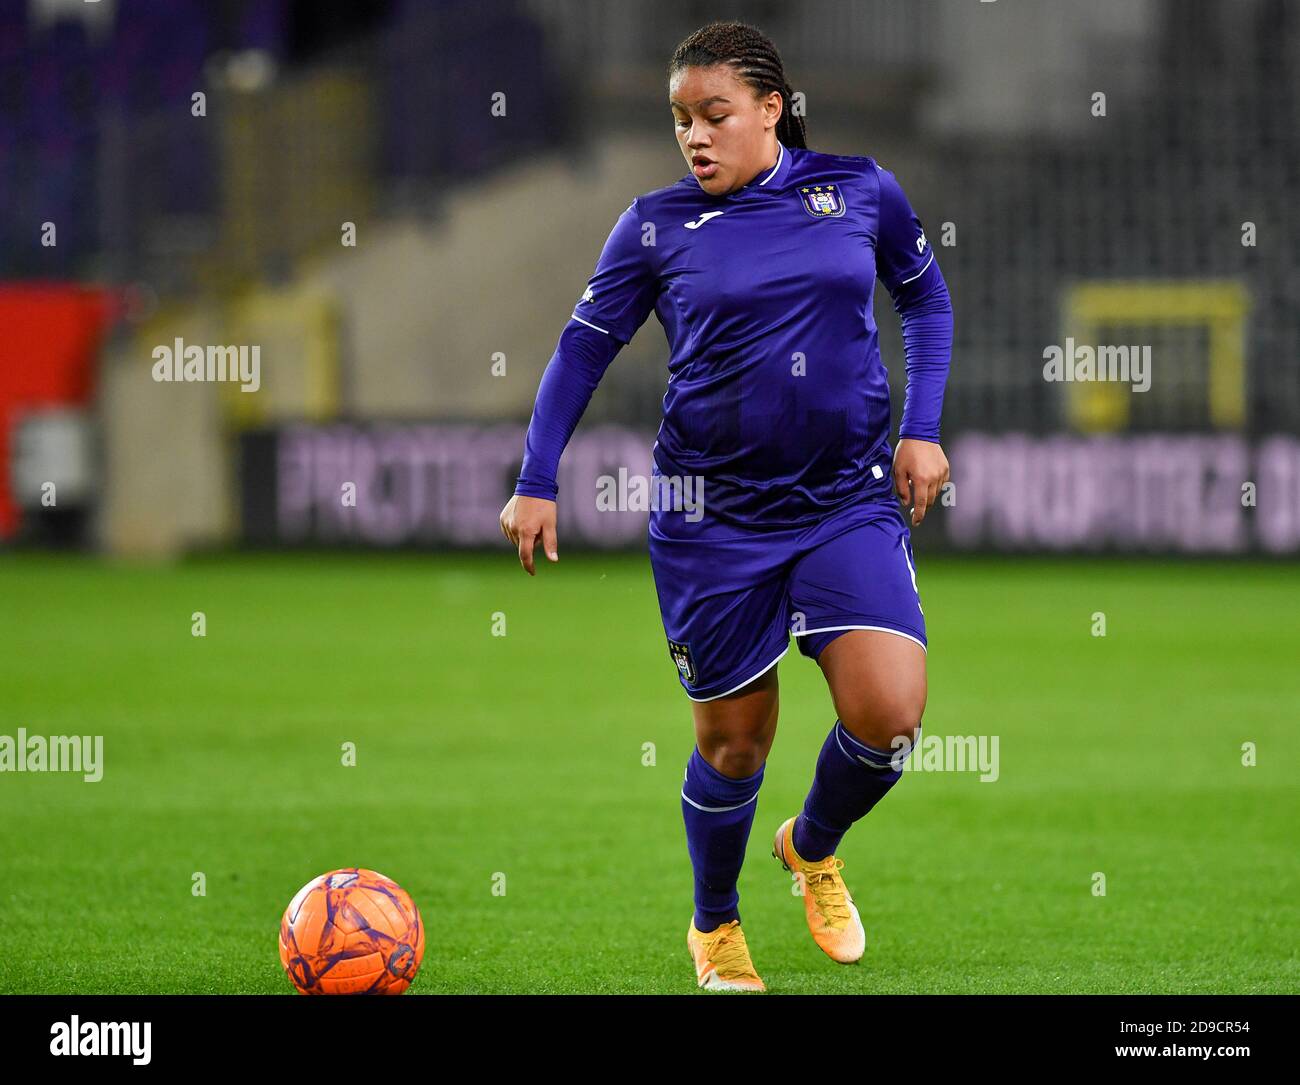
[798,184,846,218]
[667,639,697,684]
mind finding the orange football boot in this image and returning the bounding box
[686,918,767,992]
[772,815,866,963]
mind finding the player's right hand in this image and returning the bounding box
[499,494,559,576]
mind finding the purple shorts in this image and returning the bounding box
[648,496,927,701]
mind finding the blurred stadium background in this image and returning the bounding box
[1,0,1297,995]
[1,0,1296,555]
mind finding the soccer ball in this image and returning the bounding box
[278,868,425,994]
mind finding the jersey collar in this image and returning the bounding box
[731,139,792,196]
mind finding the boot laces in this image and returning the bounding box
[804,857,853,927]
[703,923,759,979]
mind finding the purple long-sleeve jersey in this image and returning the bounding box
[514,140,953,527]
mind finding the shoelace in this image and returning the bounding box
[703,924,759,979]
[802,857,853,927]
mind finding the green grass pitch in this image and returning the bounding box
[1,551,1296,994]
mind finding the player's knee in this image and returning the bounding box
[697,735,768,779]
[712,743,767,779]
[840,696,923,752]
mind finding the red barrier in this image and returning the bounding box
[0,285,114,538]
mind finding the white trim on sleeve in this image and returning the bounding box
[897,251,934,286]
[570,312,610,334]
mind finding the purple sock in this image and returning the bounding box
[681,747,764,933]
[792,720,921,862]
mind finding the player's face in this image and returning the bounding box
[669,65,783,197]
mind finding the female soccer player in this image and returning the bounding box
[500,21,952,992]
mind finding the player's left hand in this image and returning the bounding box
[893,438,950,527]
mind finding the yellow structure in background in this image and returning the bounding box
[1061,280,1250,431]
[219,285,341,427]
[212,71,375,291]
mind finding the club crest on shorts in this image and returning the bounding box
[667,639,697,684]
[799,184,846,218]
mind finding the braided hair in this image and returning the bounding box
[668,21,807,150]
